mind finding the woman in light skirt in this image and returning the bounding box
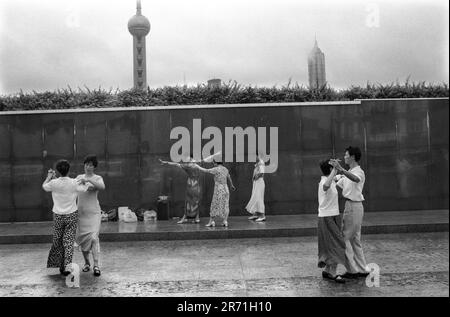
[75,155,105,277]
[246,155,266,222]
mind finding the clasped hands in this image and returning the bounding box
[77,177,95,191]
[47,169,56,179]
[328,158,344,172]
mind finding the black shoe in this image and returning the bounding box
[93,266,101,277]
[60,265,71,276]
[322,271,346,283]
[357,271,370,278]
[322,271,334,280]
[341,272,359,279]
[60,269,71,276]
[334,275,346,284]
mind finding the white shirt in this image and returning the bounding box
[318,176,340,217]
[336,166,365,202]
[42,177,88,215]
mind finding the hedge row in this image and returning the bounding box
[0,81,448,111]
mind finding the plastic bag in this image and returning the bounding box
[133,208,145,221]
[101,208,118,222]
[123,208,138,223]
[101,211,109,222]
[143,210,157,221]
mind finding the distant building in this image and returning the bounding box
[207,79,221,88]
[128,0,151,90]
[308,39,326,89]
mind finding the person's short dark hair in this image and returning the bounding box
[345,146,362,162]
[319,159,333,176]
[84,155,98,168]
[56,160,70,176]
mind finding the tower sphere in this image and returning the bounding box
[128,15,150,37]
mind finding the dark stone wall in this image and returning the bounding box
[0,98,448,222]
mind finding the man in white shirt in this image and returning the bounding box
[330,146,369,278]
[42,159,87,276]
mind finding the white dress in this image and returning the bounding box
[245,162,265,214]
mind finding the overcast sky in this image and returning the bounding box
[0,0,448,94]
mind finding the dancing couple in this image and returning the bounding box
[317,146,370,283]
[42,155,105,277]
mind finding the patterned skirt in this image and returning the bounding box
[210,183,230,219]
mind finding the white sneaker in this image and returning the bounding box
[255,217,266,222]
[248,215,258,220]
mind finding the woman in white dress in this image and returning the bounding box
[246,156,266,222]
[75,155,105,277]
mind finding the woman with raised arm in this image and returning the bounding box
[194,158,235,227]
[246,155,266,222]
[317,158,346,283]
[159,156,202,224]
[75,155,105,277]
[43,160,88,276]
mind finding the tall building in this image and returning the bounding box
[128,0,151,90]
[308,39,326,89]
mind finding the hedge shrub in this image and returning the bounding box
[0,81,448,111]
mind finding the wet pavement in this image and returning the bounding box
[0,232,448,297]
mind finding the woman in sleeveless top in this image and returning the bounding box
[246,156,266,222]
[75,155,105,277]
[160,157,203,224]
[194,160,236,227]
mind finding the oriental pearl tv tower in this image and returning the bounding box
[128,0,151,90]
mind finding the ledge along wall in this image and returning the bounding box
[0,98,448,222]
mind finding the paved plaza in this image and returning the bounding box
[0,232,448,297]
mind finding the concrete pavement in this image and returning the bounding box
[0,232,448,297]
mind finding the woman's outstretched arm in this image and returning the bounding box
[159,159,181,168]
[193,164,215,174]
